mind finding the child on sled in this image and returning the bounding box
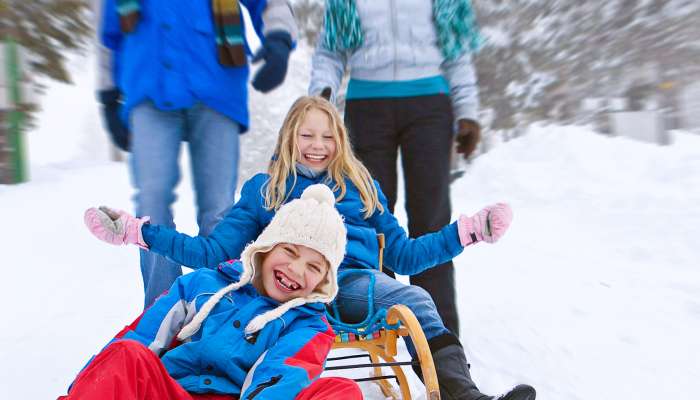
[62,185,362,400]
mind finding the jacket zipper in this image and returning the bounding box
[246,375,282,399]
[390,0,398,79]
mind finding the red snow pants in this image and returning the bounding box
[58,340,362,400]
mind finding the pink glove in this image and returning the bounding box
[84,206,150,249]
[458,203,513,246]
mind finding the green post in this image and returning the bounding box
[5,37,27,183]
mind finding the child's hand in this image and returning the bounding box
[457,203,513,246]
[84,206,150,249]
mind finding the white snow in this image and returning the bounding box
[1,48,699,400]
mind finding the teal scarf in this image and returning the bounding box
[322,0,481,61]
[116,0,246,67]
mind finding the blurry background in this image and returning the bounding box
[1,0,699,183]
[1,1,699,399]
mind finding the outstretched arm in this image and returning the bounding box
[369,182,511,275]
[85,176,266,269]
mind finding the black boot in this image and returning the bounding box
[493,385,537,400]
[426,333,536,400]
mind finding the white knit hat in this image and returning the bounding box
[178,184,346,340]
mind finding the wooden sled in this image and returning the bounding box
[325,234,441,400]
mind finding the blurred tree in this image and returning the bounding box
[0,0,91,84]
[474,0,700,130]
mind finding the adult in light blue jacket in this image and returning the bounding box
[99,0,298,307]
[308,0,483,341]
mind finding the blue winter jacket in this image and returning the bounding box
[143,172,464,274]
[97,260,334,399]
[99,0,296,132]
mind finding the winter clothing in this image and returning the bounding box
[321,0,481,61]
[251,31,293,93]
[133,169,523,399]
[141,171,465,275]
[177,184,347,340]
[309,0,478,121]
[343,94,461,335]
[135,102,243,306]
[59,340,362,400]
[101,0,297,130]
[310,0,481,338]
[495,386,537,400]
[456,118,481,158]
[457,203,513,246]
[65,261,342,399]
[335,268,451,356]
[345,76,449,101]
[59,340,232,400]
[97,88,130,151]
[84,206,149,248]
[116,0,249,66]
[61,342,361,400]
[99,0,297,307]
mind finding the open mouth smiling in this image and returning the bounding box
[304,153,327,162]
[274,270,302,292]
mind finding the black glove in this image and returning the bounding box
[320,87,332,100]
[97,88,130,152]
[455,119,481,159]
[251,31,293,93]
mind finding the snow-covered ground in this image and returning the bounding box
[1,47,699,399]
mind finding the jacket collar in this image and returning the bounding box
[295,163,327,180]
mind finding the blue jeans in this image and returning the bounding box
[130,102,240,307]
[335,269,451,358]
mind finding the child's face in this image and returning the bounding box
[259,243,330,302]
[296,108,337,171]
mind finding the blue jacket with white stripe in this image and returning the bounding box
[100,261,334,399]
[143,172,464,275]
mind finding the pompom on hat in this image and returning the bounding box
[178,184,347,340]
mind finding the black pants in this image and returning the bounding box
[345,94,460,336]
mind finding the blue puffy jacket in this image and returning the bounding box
[143,172,464,275]
[99,0,297,132]
[97,260,334,399]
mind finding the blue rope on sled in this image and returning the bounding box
[326,269,400,337]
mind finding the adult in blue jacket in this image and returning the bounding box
[98,0,298,307]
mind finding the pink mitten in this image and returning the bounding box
[84,206,150,249]
[458,203,513,246]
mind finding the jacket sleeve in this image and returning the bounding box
[368,182,464,275]
[239,320,335,400]
[107,271,207,356]
[441,51,479,121]
[241,0,297,42]
[99,0,122,51]
[93,0,116,91]
[308,27,348,103]
[142,176,264,269]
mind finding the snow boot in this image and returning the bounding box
[426,333,536,400]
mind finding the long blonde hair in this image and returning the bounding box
[264,96,383,218]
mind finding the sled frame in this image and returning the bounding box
[326,234,441,400]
